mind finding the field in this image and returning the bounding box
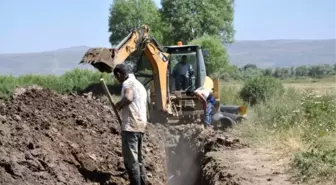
[223,76,336,96]
[0,69,335,185]
[284,83,335,94]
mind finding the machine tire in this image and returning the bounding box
[214,116,236,131]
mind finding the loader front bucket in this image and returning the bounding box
[80,47,117,73]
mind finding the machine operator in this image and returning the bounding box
[173,55,194,91]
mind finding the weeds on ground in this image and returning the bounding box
[0,68,117,99]
[231,88,336,184]
[220,85,244,105]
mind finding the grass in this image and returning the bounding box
[223,77,336,96]
[230,86,336,184]
[220,85,244,105]
[1,68,335,184]
[0,68,118,99]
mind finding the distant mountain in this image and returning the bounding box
[0,39,335,76]
[0,46,93,76]
[226,39,335,68]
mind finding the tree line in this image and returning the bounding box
[229,63,336,81]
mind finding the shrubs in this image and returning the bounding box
[232,75,336,184]
[239,76,284,106]
[0,68,117,99]
[290,93,336,183]
[247,88,336,183]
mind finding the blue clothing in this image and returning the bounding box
[204,94,216,126]
[207,94,216,105]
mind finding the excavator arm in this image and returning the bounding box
[80,25,169,112]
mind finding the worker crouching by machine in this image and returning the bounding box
[187,87,217,129]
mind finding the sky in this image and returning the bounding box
[0,0,335,54]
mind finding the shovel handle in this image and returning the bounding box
[100,78,122,126]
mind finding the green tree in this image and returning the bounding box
[263,68,273,76]
[295,65,308,76]
[188,35,232,78]
[108,0,163,45]
[290,66,295,77]
[273,67,290,79]
[308,64,336,77]
[243,64,257,70]
[160,0,235,44]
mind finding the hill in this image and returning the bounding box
[0,39,335,76]
[226,39,335,68]
[0,46,92,76]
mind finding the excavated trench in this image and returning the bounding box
[162,124,245,185]
[165,125,203,185]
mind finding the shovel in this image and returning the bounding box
[100,78,122,126]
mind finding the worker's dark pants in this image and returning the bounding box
[175,75,189,91]
[122,131,147,185]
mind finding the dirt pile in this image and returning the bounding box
[0,87,167,185]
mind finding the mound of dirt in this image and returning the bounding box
[0,87,167,185]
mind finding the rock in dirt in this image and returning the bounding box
[0,87,167,185]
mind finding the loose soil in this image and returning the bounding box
[200,136,299,185]
[0,86,300,185]
[0,87,166,185]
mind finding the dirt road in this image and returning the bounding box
[202,140,297,185]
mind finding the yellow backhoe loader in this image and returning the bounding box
[80,25,246,126]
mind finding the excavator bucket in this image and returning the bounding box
[80,47,117,73]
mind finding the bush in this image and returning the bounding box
[239,76,284,106]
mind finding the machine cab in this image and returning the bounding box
[163,41,207,93]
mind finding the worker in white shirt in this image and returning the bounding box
[113,64,147,185]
